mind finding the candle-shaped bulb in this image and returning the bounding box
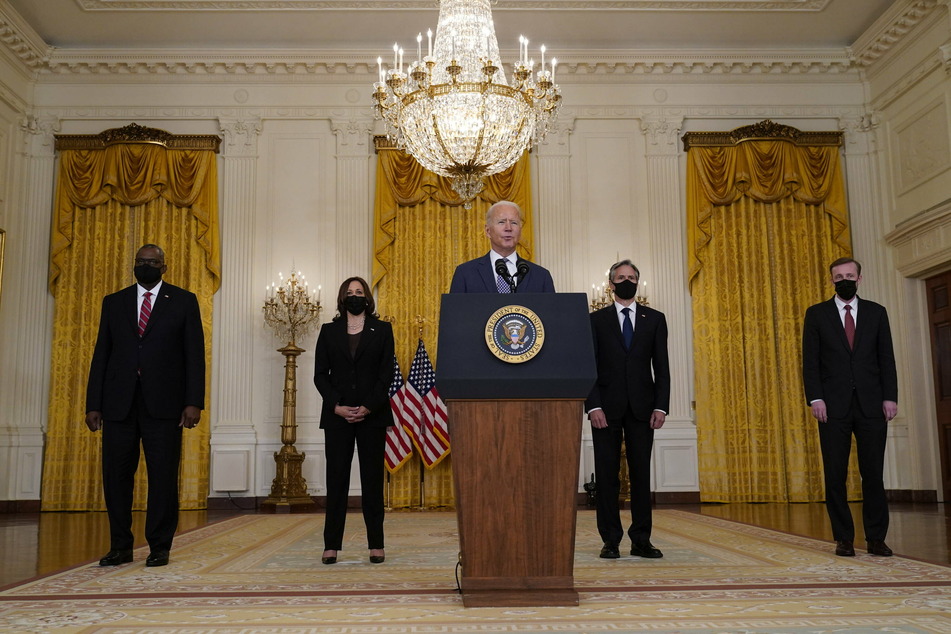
[551,57,557,82]
[393,42,398,69]
[427,29,433,57]
[377,56,383,83]
[540,44,546,73]
[416,32,422,62]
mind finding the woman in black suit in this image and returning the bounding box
[314,276,395,565]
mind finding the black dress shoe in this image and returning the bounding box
[599,543,620,559]
[145,550,169,567]
[835,540,855,556]
[630,541,663,559]
[369,554,385,564]
[321,550,337,565]
[866,540,893,556]
[99,549,133,566]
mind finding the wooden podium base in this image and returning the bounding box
[449,399,583,608]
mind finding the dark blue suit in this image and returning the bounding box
[86,282,205,553]
[449,253,555,293]
[585,303,670,546]
[802,296,897,542]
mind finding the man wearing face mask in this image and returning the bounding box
[802,257,897,558]
[585,260,670,560]
[85,244,205,568]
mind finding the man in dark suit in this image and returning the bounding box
[802,257,897,557]
[85,243,205,568]
[585,260,670,559]
[449,200,555,293]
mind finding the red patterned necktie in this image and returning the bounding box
[844,304,855,349]
[138,292,152,336]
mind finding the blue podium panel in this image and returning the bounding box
[437,292,596,400]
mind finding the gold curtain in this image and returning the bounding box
[373,147,533,508]
[687,133,859,503]
[42,142,219,511]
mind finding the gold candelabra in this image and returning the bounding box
[589,279,649,312]
[261,270,322,512]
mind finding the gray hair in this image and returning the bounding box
[485,200,524,225]
[608,259,640,282]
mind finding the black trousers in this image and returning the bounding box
[102,383,182,552]
[817,393,889,542]
[322,424,387,551]
[591,407,655,546]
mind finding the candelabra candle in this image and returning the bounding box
[262,270,322,346]
[589,281,614,312]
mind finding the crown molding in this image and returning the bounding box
[25,48,857,83]
[849,0,943,68]
[75,0,834,10]
[0,0,51,74]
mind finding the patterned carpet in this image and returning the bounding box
[2,509,951,633]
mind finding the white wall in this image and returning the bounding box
[0,2,947,503]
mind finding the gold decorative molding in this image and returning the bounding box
[681,119,842,151]
[54,123,221,152]
[373,135,396,153]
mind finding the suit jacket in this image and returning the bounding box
[802,296,898,419]
[313,316,395,430]
[86,282,205,421]
[449,253,555,293]
[585,303,670,421]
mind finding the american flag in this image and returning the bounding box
[401,339,450,468]
[384,356,414,473]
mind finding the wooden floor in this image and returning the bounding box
[1,502,949,587]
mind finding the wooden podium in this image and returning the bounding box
[438,293,596,607]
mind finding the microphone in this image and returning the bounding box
[512,260,530,293]
[495,258,515,292]
[515,260,530,282]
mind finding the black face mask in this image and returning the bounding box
[134,264,163,286]
[344,295,368,315]
[612,279,638,300]
[834,279,857,301]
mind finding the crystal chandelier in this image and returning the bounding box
[372,0,562,206]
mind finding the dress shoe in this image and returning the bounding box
[866,540,893,557]
[599,543,620,559]
[369,549,385,564]
[321,550,337,565]
[835,540,855,557]
[630,541,663,559]
[99,549,133,566]
[145,550,169,567]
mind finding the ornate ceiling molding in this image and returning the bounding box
[849,0,941,68]
[0,1,51,72]
[75,1,835,10]
[30,49,855,81]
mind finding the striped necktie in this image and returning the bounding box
[138,292,153,336]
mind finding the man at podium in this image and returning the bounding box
[585,260,670,560]
[449,201,555,294]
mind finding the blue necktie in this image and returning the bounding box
[621,307,633,350]
[496,258,511,293]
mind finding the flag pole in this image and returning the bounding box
[416,316,427,511]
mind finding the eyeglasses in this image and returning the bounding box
[135,258,164,267]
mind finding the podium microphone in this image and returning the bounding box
[514,260,530,291]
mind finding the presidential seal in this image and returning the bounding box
[485,305,545,363]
